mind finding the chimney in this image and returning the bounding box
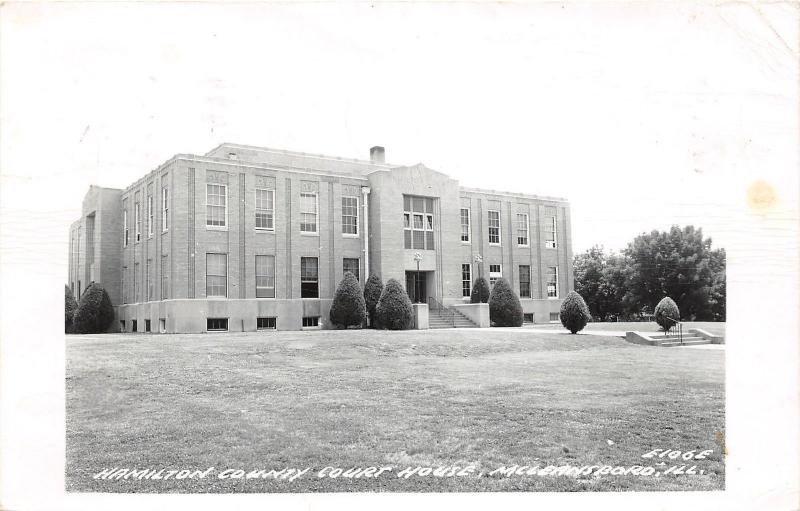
[369,146,385,163]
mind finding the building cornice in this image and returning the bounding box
[459,186,569,204]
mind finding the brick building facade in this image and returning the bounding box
[68,143,573,332]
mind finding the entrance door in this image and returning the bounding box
[405,271,427,304]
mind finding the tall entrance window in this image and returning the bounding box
[403,196,434,250]
[462,264,472,297]
[301,257,319,298]
[255,255,275,298]
[206,253,227,297]
[405,271,427,304]
[343,257,360,282]
[519,265,531,298]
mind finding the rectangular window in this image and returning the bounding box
[545,209,557,248]
[549,312,560,322]
[206,184,227,227]
[160,255,169,300]
[206,253,228,297]
[462,263,472,297]
[547,266,559,298]
[300,192,318,233]
[207,318,228,331]
[342,196,359,235]
[300,256,319,298]
[255,189,275,230]
[145,319,151,333]
[519,265,531,298]
[343,257,360,282]
[460,208,470,242]
[523,313,535,324]
[489,264,502,287]
[302,316,320,328]
[120,320,126,332]
[147,258,153,301]
[255,255,276,298]
[488,210,501,244]
[516,213,529,246]
[403,195,434,249]
[121,268,126,303]
[123,209,129,247]
[147,195,154,237]
[159,318,166,333]
[135,202,141,242]
[132,319,138,332]
[257,317,277,330]
[161,187,169,232]
[134,262,140,302]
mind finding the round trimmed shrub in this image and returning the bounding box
[470,277,490,304]
[654,296,680,332]
[488,277,523,327]
[72,282,115,334]
[329,272,367,329]
[559,290,591,334]
[65,285,78,333]
[363,273,384,328]
[375,278,413,330]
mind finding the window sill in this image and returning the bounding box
[255,228,275,233]
[461,240,471,244]
[206,295,228,300]
[342,233,359,238]
[488,243,502,247]
[300,231,319,237]
[162,230,169,235]
[517,244,530,248]
[206,226,229,232]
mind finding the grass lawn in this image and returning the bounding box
[530,321,726,337]
[66,329,724,493]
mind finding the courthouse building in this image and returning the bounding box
[68,143,573,332]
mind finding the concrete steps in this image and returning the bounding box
[625,330,720,347]
[428,308,477,329]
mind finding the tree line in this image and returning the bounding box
[573,225,725,322]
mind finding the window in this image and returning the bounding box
[135,202,141,242]
[302,316,320,328]
[460,208,470,242]
[516,213,529,246]
[547,266,559,298]
[300,192,318,233]
[489,264,502,287]
[132,319,138,333]
[134,262,140,302]
[161,187,169,232]
[159,318,166,333]
[255,189,275,230]
[519,265,531,298]
[549,312,560,322]
[342,196,359,235]
[545,209,557,248]
[123,209,129,247]
[207,318,228,331]
[160,255,169,300]
[257,317,276,330]
[403,195,434,249]
[301,257,319,298]
[462,264,472,297]
[120,320,126,332]
[206,184,227,228]
[206,253,227,297]
[255,255,275,298]
[343,258,360,282]
[147,195,154,237]
[488,210,501,244]
[121,268,126,303]
[147,258,153,301]
[145,319,151,333]
[523,313,535,324]
[78,280,82,300]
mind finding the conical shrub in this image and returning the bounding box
[488,277,523,327]
[72,282,115,334]
[65,285,78,333]
[329,272,366,328]
[375,278,413,330]
[559,290,591,334]
[363,273,383,328]
[654,296,680,332]
[470,277,490,304]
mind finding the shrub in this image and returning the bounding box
[470,277,490,304]
[363,273,384,327]
[375,278,413,330]
[65,285,78,333]
[72,282,115,334]
[488,277,523,327]
[329,272,367,329]
[559,291,591,334]
[654,296,680,332]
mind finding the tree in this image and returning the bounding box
[488,278,523,327]
[363,273,384,327]
[559,291,591,334]
[65,285,78,333]
[708,248,726,321]
[375,278,413,330]
[573,247,632,321]
[72,282,115,334]
[654,296,680,332]
[329,272,367,328]
[470,277,490,304]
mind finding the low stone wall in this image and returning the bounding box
[689,328,725,344]
[452,303,490,327]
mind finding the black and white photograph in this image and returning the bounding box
[0,1,798,510]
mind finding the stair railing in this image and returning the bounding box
[663,315,683,345]
[427,296,455,328]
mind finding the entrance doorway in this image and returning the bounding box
[405,271,427,304]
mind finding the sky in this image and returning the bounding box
[1,1,797,269]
